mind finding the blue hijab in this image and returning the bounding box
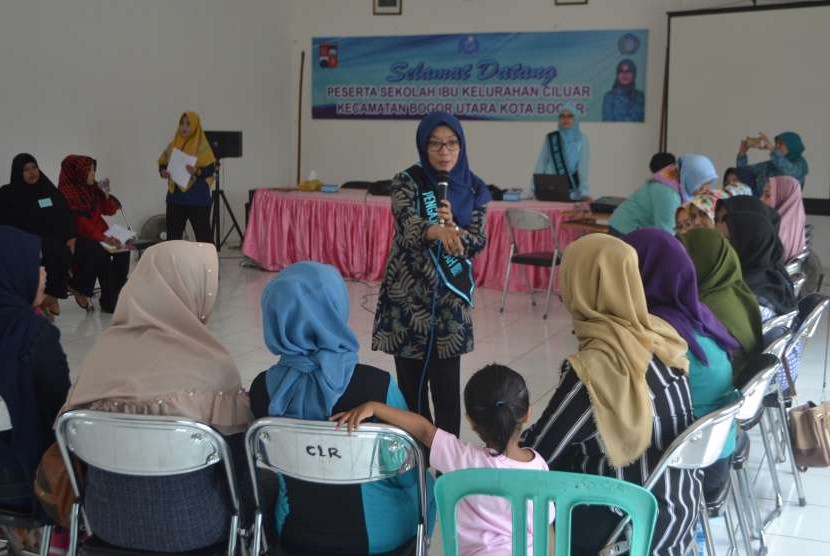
[0,226,47,483]
[678,154,718,201]
[775,131,805,162]
[262,262,359,420]
[416,112,491,228]
[556,102,584,176]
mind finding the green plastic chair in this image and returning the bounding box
[434,469,658,556]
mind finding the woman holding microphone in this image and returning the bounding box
[372,112,491,436]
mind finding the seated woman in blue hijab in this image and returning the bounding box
[249,262,434,555]
[736,131,808,195]
[533,103,590,200]
[609,153,717,236]
[0,226,71,515]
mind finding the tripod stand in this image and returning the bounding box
[211,159,244,251]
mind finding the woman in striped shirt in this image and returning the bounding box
[522,234,700,556]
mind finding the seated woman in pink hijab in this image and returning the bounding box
[762,176,806,263]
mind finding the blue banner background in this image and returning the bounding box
[312,30,648,122]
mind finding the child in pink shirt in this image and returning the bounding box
[332,364,553,555]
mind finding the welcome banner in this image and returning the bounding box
[312,30,648,122]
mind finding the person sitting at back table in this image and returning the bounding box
[722,167,755,197]
[533,103,590,201]
[625,229,740,501]
[57,155,129,313]
[61,241,250,553]
[736,131,808,196]
[762,176,806,263]
[0,154,74,318]
[249,261,434,555]
[679,229,763,381]
[522,234,698,556]
[609,153,717,236]
[0,226,71,515]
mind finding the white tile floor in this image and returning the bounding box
[54,249,830,554]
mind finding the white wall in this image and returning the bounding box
[0,0,292,239]
[283,0,686,197]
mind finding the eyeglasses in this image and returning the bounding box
[427,139,460,153]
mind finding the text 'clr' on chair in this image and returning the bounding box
[54,410,243,556]
[499,209,560,320]
[435,468,657,556]
[244,417,429,556]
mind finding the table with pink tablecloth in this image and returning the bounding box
[242,188,592,291]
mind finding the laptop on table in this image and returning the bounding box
[533,174,572,202]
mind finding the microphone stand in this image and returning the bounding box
[210,159,244,251]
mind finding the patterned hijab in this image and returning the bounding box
[262,262,359,420]
[679,229,763,357]
[766,176,806,263]
[625,229,739,364]
[415,112,490,228]
[560,234,689,468]
[691,190,726,223]
[158,111,216,193]
[725,212,796,314]
[58,155,98,215]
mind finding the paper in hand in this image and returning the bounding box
[168,148,198,189]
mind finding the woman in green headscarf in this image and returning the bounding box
[679,228,763,379]
[736,131,808,196]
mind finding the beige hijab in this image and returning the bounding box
[560,234,689,468]
[64,241,249,431]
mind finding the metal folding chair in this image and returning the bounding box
[602,396,745,556]
[761,310,798,337]
[244,417,429,556]
[499,209,560,320]
[790,273,806,298]
[54,410,242,556]
[0,395,53,556]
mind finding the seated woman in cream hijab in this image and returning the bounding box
[522,234,699,556]
[62,241,249,553]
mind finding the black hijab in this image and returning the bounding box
[0,154,74,241]
[718,195,780,233]
[0,226,49,493]
[725,212,796,314]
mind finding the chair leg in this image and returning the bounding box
[1,524,27,556]
[500,254,513,314]
[542,253,557,320]
[39,525,53,556]
[729,478,755,556]
[227,514,239,556]
[68,502,80,556]
[251,511,263,555]
[519,265,536,306]
[735,465,767,551]
[699,499,717,556]
[723,507,739,556]
[758,417,783,526]
[778,398,807,506]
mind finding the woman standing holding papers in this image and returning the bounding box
[158,111,216,243]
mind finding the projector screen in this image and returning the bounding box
[665,3,830,200]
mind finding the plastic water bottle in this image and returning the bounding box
[694,521,706,556]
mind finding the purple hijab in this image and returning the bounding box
[625,229,740,364]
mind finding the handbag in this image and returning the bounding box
[34,442,83,528]
[782,348,830,468]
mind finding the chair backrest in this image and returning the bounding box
[793,293,829,340]
[434,469,658,556]
[505,208,553,232]
[791,273,807,297]
[245,417,428,555]
[735,354,779,424]
[643,396,744,485]
[763,329,792,361]
[761,310,799,336]
[784,259,802,277]
[55,410,241,548]
[0,395,10,432]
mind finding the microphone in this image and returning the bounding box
[436,172,450,226]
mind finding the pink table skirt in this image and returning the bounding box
[242,189,592,291]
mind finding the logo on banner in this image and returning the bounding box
[618,33,640,55]
[319,43,339,68]
[458,35,480,57]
